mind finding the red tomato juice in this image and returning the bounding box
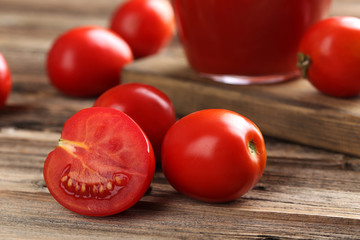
[173,0,332,84]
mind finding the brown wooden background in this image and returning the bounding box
[0,0,360,239]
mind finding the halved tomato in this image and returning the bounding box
[43,107,155,216]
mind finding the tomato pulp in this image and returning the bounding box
[173,0,332,84]
[43,107,155,216]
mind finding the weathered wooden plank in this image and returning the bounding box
[1,189,359,240]
[1,180,359,240]
[0,74,94,132]
[0,129,359,239]
[0,0,125,16]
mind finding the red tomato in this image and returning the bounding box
[47,26,133,97]
[93,83,176,163]
[298,16,360,98]
[110,0,175,58]
[0,53,11,108]
[161,109,267,203]
[43,107,155,216]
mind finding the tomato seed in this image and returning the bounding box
[67,178,73,188]
[99,185,104,194]
[75,182,80,192]
[81,183,86,193]
[115,176,122,185]
[61,175,68,183]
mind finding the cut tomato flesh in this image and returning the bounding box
[43,107,155,216]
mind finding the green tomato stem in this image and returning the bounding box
[248,140,257,156]
[297,52,311,79]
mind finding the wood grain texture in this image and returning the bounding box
[0,0,360,239]
[1,128,359,240]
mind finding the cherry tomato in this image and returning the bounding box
[93,83,176,163]
[47,26,133,97]
[161,109,267,203]
[110,0,175,58]
[298,16,360,98]
[43,107,155,216]
[0,53,11,108]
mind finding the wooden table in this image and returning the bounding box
[0,0,359,239]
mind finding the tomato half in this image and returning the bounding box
[43,107,155,216]
[93,83,176,163]
[47,26,133,97]
[298,16,360,98]
[0,53,11,108]
[110,0,175,58]
[161,109,267,203]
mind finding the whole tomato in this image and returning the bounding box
[47,26,133,97]
[161,109,267,203]
[298,16,360,98]
[94,83,176,163]
[43,107,155,216]
[110,0,175,58]
[0,53,11,108]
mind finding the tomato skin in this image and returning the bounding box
[43,107,155,216]
[110,0,175,58]
[298,16,360,98]
[94,83,176,163]
[0,53,11,108]
[161,109,267,203]
[47,26,133,97]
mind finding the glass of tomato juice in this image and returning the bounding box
[173,0,333,84]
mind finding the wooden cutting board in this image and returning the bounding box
[123,45,360,157]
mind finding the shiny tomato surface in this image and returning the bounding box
[298,16,360,97]
[47,26,133,97]
[43,107,155,216]
[110,0,175,58]
[94,83,176,163]
[0,53,11,108]
[161,109,267,203]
